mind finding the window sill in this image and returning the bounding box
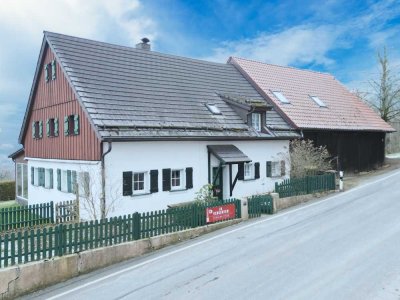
[131,192,151,197]
[170,188,187,192]
[244,178,256,181]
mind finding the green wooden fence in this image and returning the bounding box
[248,194,273,218]
[0,199,241,268]
[275,173,336,198]
[0,202,54,231]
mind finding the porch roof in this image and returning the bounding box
[207,144,251,164]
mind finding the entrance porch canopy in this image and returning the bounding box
[207,145,251,164]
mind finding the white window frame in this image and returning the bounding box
[271,161,282,177]
[310,96,327,107]
[45,168,52,189]
[61,170,68,192]
[244,163,254,180]
[272,91,290,103]
[171,169,185,190]
[251,113,261,131]
[33,167,39,186]
[133,171,149,195]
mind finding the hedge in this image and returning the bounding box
[0,181,15,201]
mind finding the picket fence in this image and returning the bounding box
[0,202,54,231]
[248,194,274,218]
[275,173,336,198]
[0,199,241,268]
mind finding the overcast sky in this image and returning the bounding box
[1,0,400,170]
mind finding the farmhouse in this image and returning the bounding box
[229,57,395,172]
[13,32,297,217]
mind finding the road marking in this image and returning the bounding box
[46,169,400,299]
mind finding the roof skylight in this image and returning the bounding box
[310,96,327,107]
[272,91,290,104]
[205,103,222,115]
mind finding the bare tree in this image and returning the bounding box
[76,168,120,220]
[366,48,400,122]
[0,168,13,181]
[281,139,332,179]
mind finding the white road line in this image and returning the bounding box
[46,169,400,300]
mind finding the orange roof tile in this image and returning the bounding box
[230,57,394,132]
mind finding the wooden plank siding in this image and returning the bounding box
[24,44,101,161]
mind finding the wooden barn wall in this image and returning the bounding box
[303,130,385,172]
[24,44,101,161]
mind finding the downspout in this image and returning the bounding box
[101,141,112,219]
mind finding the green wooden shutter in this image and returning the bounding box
[64,116,69,136]
[266,161,272,177]
[185,167,193,189]
[39,121,43,138]
[73,115,79,135]
[54,118,59,136]
[162,169,171,191]
[38,168,43,187]
[57,169,61,191]
[122,172,133,196]
[72,171,77,194]
[149,170,158,193]
[44,64,49,82]
[32,122,36,138]
[254,162,260,179]
[51,60,56,80]
[50,169,53,189]
[238,163,244,180]
[67,170,72,193]
[281,160,286,176]
[31,167,34,185]
[46,119,50,137]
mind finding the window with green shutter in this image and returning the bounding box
[185,167,193,189]
[44,64,49,82]
[254,162,260,179]
[32,122,36,139]
[39,121,43,138]
[67,170,72,193]
[266,161,272,177]
[64,116,69,136]
[51,60,56,80]
[46,119,50,137]
[57,169,61,191]
[122,172,133,196]
[31,167,34,185]
[72,171,77,194]
[54,118,59,136]
[162,169,171,191]
[73,115,79,135]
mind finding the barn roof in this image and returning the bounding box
[37,32,296,140]
[229,57,395,132]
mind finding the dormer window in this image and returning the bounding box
[272,91,290,104]
[205,103,222,115]
[310,96,327,107]
[251,113,261,131]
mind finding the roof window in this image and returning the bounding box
[205,103,222,115]
[310,96,327,107]
[272,91,290,104]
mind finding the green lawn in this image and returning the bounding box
[0,200,19,210]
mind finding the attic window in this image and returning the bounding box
[310,96,327,107]
[205,103,222,115]
[272,91,290,104]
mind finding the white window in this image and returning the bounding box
[251,113,261,131]
[244,163,254,180]
[271,161,281,177]
[16,163,28,199]
[61,170,68,192]
[34,168,39,186]
[205,103,222,115]
[45,169,52,189]
[133,172,148,194]
[272,91,290,103]
[171,169,184,190]
[310,96,327,107]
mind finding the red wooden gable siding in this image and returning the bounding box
[24,44,101,161]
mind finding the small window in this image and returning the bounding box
[47,118,59,137]
[34,168,39,186]
[271,161,281,177]
[244,163,254,180]
[272,91,290,104]
[64,114,79,136]
[310,96,327,107]
[61,170,68,192]
[32,121,43,139]
[251,113,261,131]
[205,103,222,115]
[133,172,147,193]
[171,169,184,189]
[45,168,53,189]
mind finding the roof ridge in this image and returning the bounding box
[44,31,230,68]
[230,56,334,77]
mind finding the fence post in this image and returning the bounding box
[50,201,54,223]
[132,212,141,240]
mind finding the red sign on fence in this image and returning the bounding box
[206,204,236,223]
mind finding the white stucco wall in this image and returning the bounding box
[27,158,101,220]
[105,140,289,217]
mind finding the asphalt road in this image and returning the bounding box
[25,170,400,300]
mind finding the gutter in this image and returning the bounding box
[101,141,112,219]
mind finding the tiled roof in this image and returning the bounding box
[230,57,395,132]
[44,32,296,139]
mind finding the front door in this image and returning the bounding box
[212,166,223,200]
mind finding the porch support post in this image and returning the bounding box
[231,164,240,196]
[229,164,233,196]
[208,151,211,184]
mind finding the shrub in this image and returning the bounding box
[0,181,15,201]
